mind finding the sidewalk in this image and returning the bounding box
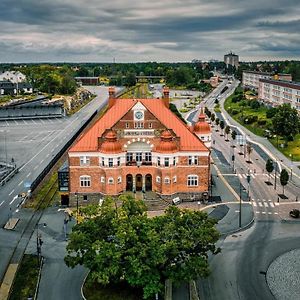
[25,206,87,300]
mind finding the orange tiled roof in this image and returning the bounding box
[69,99,208,152]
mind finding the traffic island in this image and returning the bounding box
[267,249,300,300]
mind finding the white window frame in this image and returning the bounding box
[100,176,105,183]
[173,175,177,183]
[187,175,198,187]
[101,157,105,167]
[80,156,90,166]
[117,176,122,184]
[108,158,113,167]
[149,122,153,129]
[164,177,170,184]
[117,157,121,167]
[164,157,169,167]
[108,177,114,184]
[126,122,129,128]
[80,175,91,187]
[156,176,161,183]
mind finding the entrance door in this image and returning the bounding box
[136,174,143,191]
[145,174,152,191]
[126,174,133,191]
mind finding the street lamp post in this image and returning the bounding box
[239,183,242,228]
[75,192,79,224]
[246,169,251,201]
[36,223,47,264]
[274,160,277,190]
[289,154,293,180]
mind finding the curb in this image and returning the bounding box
[219,213,255,236]
[80,271,89,300]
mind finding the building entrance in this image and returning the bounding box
[145,174,152,191]
[136,174,143,191]
[126,174,133,191]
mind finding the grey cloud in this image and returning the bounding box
[0,0,299,62]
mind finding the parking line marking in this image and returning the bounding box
[40,119,45,124]
[9,189,15,196]
[0,201,4,206]
[34,165,38,170]
[18,180,24,186]
[26,172,31,178]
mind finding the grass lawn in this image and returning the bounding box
[224,93,300,161]
[9,255,40,300]
[83,275,143,300]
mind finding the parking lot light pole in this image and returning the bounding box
[239,183,242,228]
[36,223,47,264]
[289,154,293,180]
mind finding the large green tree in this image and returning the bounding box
[272,104,300,144]
[265,159,274,183]
[65,195,220,299]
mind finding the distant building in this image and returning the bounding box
[224,52,239,69]
[67,87,211,206]
[0,81,33,96]
[74,77,99,85]
[243,71,292,91]
[258,79,300,112]
[0,71,26,84]
[0,81,16,96]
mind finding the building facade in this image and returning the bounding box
[0,71,26,84]
[68,88,211,205]
[224,52,239,69]
[258,79,300,111]
[243,71,292,91]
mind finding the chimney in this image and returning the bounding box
[108,87,116,109]
[162,87,170,108]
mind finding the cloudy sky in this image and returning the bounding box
[1,0,300,62]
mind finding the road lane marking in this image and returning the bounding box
[26,172,31,178]
[275,203,279,206]
[274,212,278,215]
[268,212,272,215]
[9,195,18,205]
[40,159,44,164]
[269,203,275,208]
[261,212,266,214]
[0,201,4,207]
[256,211,260,214]
[34,165,38,170]
[252,202,257,207]
[9,189,15,196]
[258,202,263,207]
[263,202,269,208]
[18,180,24,186]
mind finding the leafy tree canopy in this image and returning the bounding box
[272,104,300,141]
[65,195,220,299]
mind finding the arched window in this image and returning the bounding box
[108,177,114,184]
[187,175,198,187]
[156,176,161,183]
[80,175,91,187]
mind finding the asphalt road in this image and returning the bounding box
[196,80,300,299]
[198,221,300,300]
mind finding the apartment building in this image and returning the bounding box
[259,79,300,111]
[243,71,292,91]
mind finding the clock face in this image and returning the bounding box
[135,111,144,120]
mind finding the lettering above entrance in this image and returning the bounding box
[123,129,155,137]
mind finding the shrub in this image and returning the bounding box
[266,107,278,118]
[231,109,239,115]
[239,100,248,107]
[249,100,260,109]
[257,118,267,126]
[243,115,258,124]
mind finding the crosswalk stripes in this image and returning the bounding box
[250,198,279,216]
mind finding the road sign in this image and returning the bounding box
[24,181,31,188]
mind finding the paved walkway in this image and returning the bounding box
[267,248,300,300]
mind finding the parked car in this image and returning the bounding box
[289,209,300,218]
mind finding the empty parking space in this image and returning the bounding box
[0,117,66,127]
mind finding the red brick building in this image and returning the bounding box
[68,87,211,205]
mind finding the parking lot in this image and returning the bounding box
[0,117,70,169]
